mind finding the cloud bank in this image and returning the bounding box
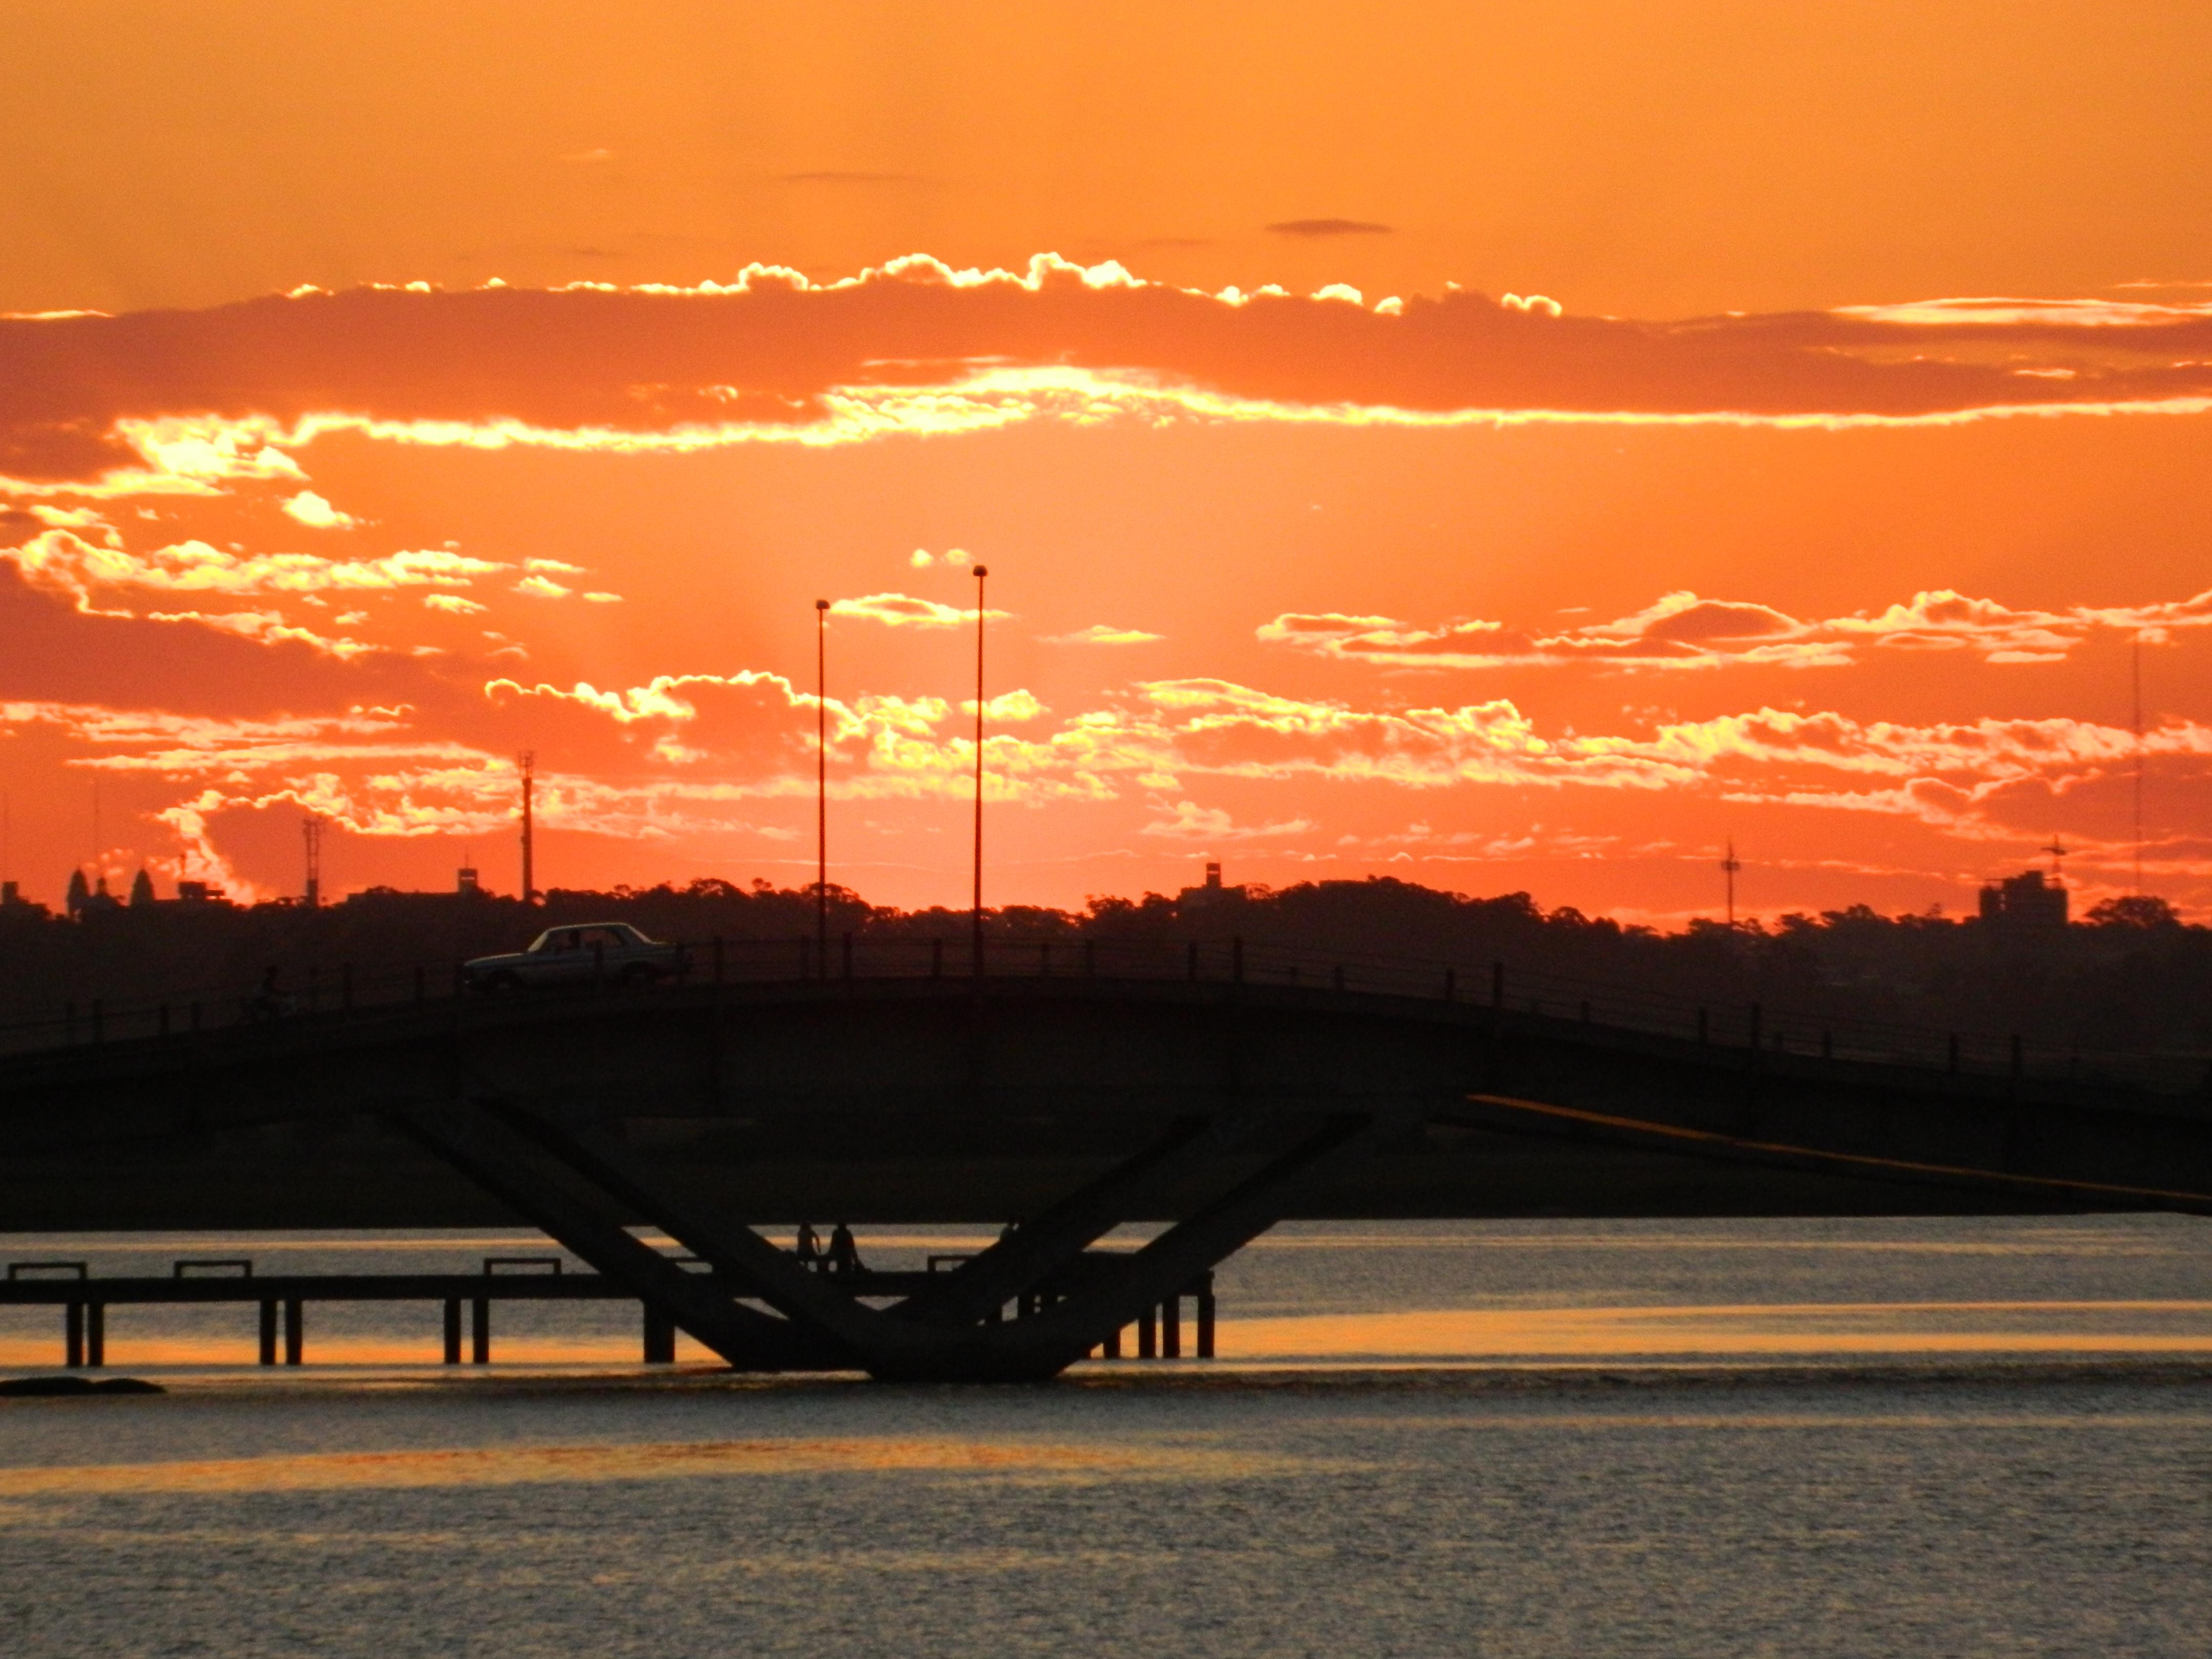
[8,255,2212,493]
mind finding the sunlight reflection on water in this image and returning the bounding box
[4,1217,2211,1656]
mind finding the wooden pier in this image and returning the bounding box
[1,1254,1216,1370]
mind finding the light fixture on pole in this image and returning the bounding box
[1719,839,1740,927]
[816,597,830,977]
[971,563,989,975]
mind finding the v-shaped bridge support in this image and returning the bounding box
[394,1098,1385,1381]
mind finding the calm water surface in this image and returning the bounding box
[3,1217,2209,1655]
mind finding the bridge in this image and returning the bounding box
[4,935,2209,1381]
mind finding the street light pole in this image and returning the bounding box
[816,598,830,977]
[971,563,989,975]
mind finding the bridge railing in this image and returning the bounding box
[2,931,2203,1099]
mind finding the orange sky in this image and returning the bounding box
[3,3,2209,921]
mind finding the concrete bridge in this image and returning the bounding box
[4,943,2209,1380]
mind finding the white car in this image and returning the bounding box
[464,922,686,992]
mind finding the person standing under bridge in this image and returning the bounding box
[826,1224,861,1278]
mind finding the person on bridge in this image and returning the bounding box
[245,965,294,1023]
[826,1223,861,1278]
[795,1223,821,1269]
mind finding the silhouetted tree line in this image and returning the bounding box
[2,875,2204,1053]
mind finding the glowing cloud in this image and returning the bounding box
[12,256,2212,500]
[830,592,1005,628]
[280,490,358,529]
[1261,585,2212,671]
[1047,623,1165,645]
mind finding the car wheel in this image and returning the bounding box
[485,970,523,994]
[618,962,656,988]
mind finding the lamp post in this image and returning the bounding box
[971,563,989,975]
[815,598,830,977]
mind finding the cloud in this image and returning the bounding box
[139,607,377,658]
[1260,584,2212,671]
[424,593,487,615]
[1047,623,1165,645]
[960,689,1048,722]
[514,574,571,598]
[829,591,1004,628]
[280,490,358,529]
[4,527,505,604]
[1141,800,1317,840]
[1265,220,1393,237]
[11,254,2212,494]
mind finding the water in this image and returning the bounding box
[5,1217,2212,1655]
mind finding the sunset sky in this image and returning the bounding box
[4,1,2209,922]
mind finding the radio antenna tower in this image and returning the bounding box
[2043,836,2069,883]
[518,751,537,904]
[2132,636,2146,896]
[301,813,324,907]
[1719,839,1741,926]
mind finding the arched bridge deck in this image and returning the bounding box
[5,942,2208,1379]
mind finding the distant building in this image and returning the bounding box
[175,880,223,904]
[341,866,492,913]
[1979,868,2068,941]
[1179,860,1245,910]
[67,870,122,920]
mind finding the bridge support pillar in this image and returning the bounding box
[394,1102,849,1373]
[259,1299,277,1365]
[1196,1284,1216,1358]
[471,1296,490,1364]
[399,1092,1384,1383]
[284,1299,304,1365]
[443,1298,462,1364]
[86,1303,104,1367]
[643,1305,676,1364]
[63,1301,83,1368]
